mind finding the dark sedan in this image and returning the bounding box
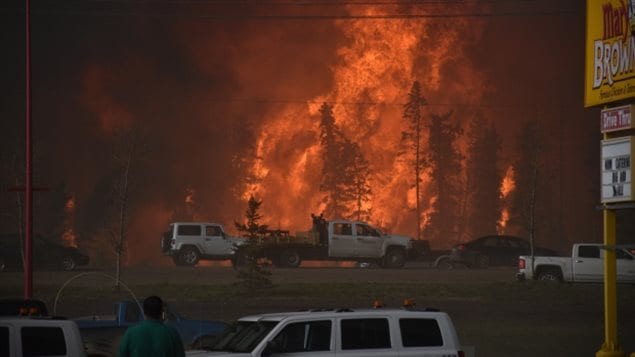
[0,234,89,272]
[449,235,558,269]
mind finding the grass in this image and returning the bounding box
[2,278,635,357]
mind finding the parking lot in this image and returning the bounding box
[2,264,635,357]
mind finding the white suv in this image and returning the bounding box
[187,304,465,357]
[161,222,247,266]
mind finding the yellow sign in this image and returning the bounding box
[585,0,635,107]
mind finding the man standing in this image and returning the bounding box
[118,296,185,357]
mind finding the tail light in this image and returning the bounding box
[457,244,465,251]
[518,257,525,270]
[458,350,465,357]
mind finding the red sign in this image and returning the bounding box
[601,105,633,133]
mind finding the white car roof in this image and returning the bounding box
[238,308,447,323]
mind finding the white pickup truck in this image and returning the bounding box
[516,243,635,283]
[1,316,88,357]
[237,218,414,269]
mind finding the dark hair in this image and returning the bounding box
[143,296,163,319]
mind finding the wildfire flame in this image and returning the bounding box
[244,4,486,241]
[497,165,516,233]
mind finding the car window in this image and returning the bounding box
[271,320,332,352]
[341,318,390,350]
[507,238,528,249]
[578,245,600,258]
[399,318,443,347]
[205,225,222,237]
[21,327,67,356]
[356,224,380,237]
[333,223,352,236]
[482,237,499,247]
[177,225,202,236]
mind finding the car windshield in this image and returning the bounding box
[205,320,278,352]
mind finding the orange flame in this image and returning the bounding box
[497,165,516,233]
[242,5,486,242]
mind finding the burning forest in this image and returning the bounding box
[1,0,616,266]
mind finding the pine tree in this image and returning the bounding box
[234,195,272,293]
[465,117,502,239]
[401,81,426,240]
[342,140,372,221]
[425,111,463,244]
[318,103,372,219]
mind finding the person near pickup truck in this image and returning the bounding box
[118,296,185,357]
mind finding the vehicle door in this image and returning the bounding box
[572,245,603,282]
[329,222,356,258]
[203,225,233,256]
[473,236,502,264]
[616,248,635,283]
[337,317,397,357]
[354,223,383,258]
[265,319,334,357]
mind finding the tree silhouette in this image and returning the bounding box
[318,102,372,220]
[465,117,502,239]
[425,111,463,244]
[234,195,272,293]
[510,120,542,258]
[342,140,372,221]
[401,81,427,240]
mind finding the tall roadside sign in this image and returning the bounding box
[586,1,635,357]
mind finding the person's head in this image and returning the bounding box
[143,295,163,320]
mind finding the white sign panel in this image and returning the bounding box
[601,136,633,203]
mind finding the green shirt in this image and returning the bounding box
[118,319,185,357]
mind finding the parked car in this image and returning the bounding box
[449,235,558,269]
[0,234,89,272]
[188,300,465,357]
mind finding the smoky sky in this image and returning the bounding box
[2,0,632,264]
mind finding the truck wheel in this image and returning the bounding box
[179,247,200,266]
[436,257,452,269]
[280,249,301,268]
[474,255,490,269]
[60,256,77,271]
[537,268,562,282]
[383,248,406,269]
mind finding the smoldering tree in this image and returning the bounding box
[424,111,463,244]
[318,102,372,219]
[104,126,145,289]
[401,81,426,240]
[342,140,372,221]
[234,195,272,293]
[464,118,502,239]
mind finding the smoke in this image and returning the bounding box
[1,1,610,264]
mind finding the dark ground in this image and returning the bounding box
[2,263,635,357]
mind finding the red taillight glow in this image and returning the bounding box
[458,350,465,357]
[518,257,525,269]
[458,244,465,251]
